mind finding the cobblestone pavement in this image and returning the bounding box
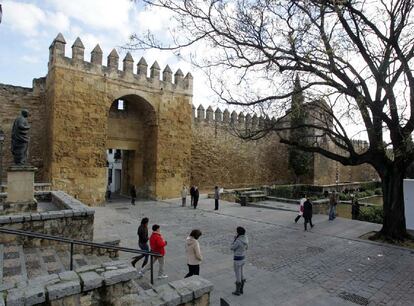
[94,196,414,306]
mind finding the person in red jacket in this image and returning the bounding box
[139,224,168,279]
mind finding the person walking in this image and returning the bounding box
[193,186,199,209]
[131,217,150,270]
[130,185,137,206]
[294,195,306,223]
[185,229,203,278]
[303,197,314,231]
[190,185,195,207]
[351,195,360,220]
[231,226,248,296]
[328,191,338,220]
[139,224,168,279]
[181,185,188,207]
[214,186,220,210]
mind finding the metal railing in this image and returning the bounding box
[0,227,160,284]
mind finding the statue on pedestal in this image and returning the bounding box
[11,109,30,165]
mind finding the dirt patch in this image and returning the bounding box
[359,231,414,250]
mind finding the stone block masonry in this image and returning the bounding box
[0,259,213,306]
[0,191,94,249]
[0,80,47,183]
[191,118,294,189]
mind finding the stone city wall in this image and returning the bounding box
[1,264,213,306]
[0,81,47,182]
[190,105,295,190]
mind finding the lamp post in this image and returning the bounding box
[0,129,4,190]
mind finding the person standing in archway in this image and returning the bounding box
[130,185,137,205]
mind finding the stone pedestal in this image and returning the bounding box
[3,165,37,214]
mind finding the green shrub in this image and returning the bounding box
[269,185,295,198]
[365,190,375,196]
[374,188,382,195]
[359,206,383,224]
[359,181,380,191]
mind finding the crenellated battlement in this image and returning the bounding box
[192,104,279,131]
[48,33,193,94]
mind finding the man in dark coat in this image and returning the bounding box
[303,198,314,231]
[351,197,360,220]
[193,186,199,209]
[190,186,195,207]
[130,185,137,205]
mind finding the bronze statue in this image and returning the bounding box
[11,109,30,165]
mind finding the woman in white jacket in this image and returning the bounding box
[185,229,203,278]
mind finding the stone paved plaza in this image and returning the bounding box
[94,196,414,306]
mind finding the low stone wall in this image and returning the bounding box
[1,261,213,306]
[0,190,123,257]
[0,191,94,248]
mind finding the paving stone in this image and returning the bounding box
[92,198,414,306]
[6,288,25,306]
[4,252,19,260]
[23,286,46,305]
[58,270,79,282]
[29,274,60,286]
[30,213,41,221]
[79,271,104,291]
[168,279,194,303]
[0,216,11,224]
[153,283,181,305]
[102,267,137,286]
[46,280,81,300]
[75,264,101,273]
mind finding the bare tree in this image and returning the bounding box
[130,0,414,240]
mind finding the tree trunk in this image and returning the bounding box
[380,164,408,240]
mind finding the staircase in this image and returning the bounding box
[0,244,119,286]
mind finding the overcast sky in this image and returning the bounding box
[0,0,217,109]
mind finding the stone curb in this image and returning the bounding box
[0,262,213,305]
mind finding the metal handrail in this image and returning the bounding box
[0,227,160,284]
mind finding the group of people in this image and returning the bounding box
[294,195,314,231]
[181,185,220,210]
[131,217,248,296]
[295,191,362,228]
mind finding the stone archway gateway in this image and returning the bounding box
[107,94,157,198]
[44,34,193,205]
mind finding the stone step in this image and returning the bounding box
[0,245,115,287]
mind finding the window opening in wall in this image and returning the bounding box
[117,99,125,110]
[109,149,113,154]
